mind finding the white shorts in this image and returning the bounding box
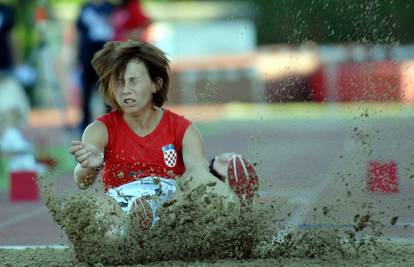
[106,177,176,225]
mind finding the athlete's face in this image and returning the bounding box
[113,60,157,114]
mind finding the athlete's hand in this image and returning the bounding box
[69,140,104,169]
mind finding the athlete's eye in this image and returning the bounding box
[129,77,140,84]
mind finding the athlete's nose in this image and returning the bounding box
[122,81,133,94]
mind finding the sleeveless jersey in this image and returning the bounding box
[96,109,191,191]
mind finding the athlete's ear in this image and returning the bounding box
[153,77,163,92]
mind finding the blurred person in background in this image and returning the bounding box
[0,2,42,174]
[0,1,15,74]
[68,40,259,232]
[76,0,114,132]
[112,0,151,42]
[0,1,28,127]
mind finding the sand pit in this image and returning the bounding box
[1,240,414,266]
[1,176,410,267]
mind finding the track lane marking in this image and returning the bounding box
[0,207,47,230]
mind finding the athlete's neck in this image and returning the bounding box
[123,106,163,137]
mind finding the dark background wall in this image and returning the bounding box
[196,0,414,45]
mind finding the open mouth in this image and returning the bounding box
[123,98,136,104]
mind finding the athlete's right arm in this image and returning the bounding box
[68,121,108,189]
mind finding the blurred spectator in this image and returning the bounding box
[112,0,150,42]
[76,0,114,131]
[0,2,30,129]
[0,2,37,173]
[0,2,15,73]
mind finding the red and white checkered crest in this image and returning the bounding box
[162,144,177,168]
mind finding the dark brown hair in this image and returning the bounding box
[91,40,170,111]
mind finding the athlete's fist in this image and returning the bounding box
[68,140,104,169]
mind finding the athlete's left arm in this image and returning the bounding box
[181,124,236,200]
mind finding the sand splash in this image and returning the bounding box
[37,175,414,266]
[42,180,274,265]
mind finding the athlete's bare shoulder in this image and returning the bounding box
[82,120,108,148]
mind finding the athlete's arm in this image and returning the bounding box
[68,121,108,189]
[181,124,236,201]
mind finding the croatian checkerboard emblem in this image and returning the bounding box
[162,144,177,167]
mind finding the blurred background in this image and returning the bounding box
[1,0,414,246]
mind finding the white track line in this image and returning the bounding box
[0,245,68,250]
[0,207,46,230]
[274,137,356,243]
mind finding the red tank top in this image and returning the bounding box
[97,109,191,191]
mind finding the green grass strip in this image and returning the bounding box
[0,157,9,190]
